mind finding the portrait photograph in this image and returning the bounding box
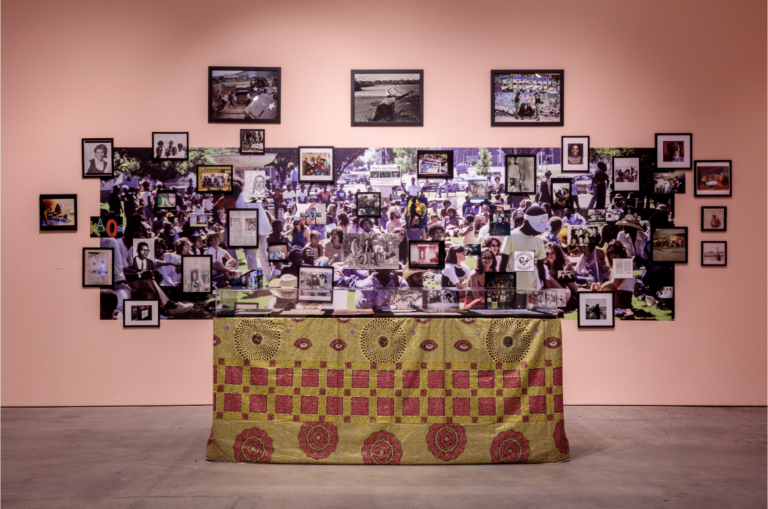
[297,202,327,226]
[550,178,573,210]
[196,165,233,194]
[298,147,334,184]
[227,209,259,248]
[82,138,114,178]
[694,160,732,197]
[123,300,160,328]
[356,192,381,218]
[417,150,453,179]
[240,129,265,155]
[40,194,77,231]
[151,132,188,161]
[351,70,423,126]
[243,170,267,203]
[656,133,692,170]
[298,266,334,302]
[652,172,686,194]
[268,243,289,263]
[651,227,688,264]
[390,289,424,311]
[155,191,177,209]
[701,241,727,266]
[409,241,445,269]
[491,70,563,126]
[343,233,399,270]
[701,206,726,231]
[504,155,536,195]
[82,247,114,288]
[182,255,212,294]
[131,238,156,270]
[578,291,614,328]
[612,156,640,192]
[561,136,590,173]
[208,66,281,123]
[468,179,489,201]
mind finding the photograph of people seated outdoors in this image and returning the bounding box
[97,145,674,321]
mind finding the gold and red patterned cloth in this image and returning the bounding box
[207,317,568,464]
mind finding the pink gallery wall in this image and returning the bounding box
[1,0,765,407]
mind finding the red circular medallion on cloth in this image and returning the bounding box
[362,430,403,465]
[330,339,347,352]
[545,337,562,349]
[420,340,438,352]
[294,338,312,351]
[490,429,530,463]
[298,422,339,460]
[426,423,467,461]
[554,420,569,454]
[233,427,274,463]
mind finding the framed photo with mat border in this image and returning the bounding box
[577,291,615,328]
[82,247,114,288]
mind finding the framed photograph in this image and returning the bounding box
[701,206,726,231]
[491,70,563,126]
[550,177,573,210]
[90,216,123,238]
[197,165,233,194]
[612,157,640,192]
[298,266,334,302]
[189,213,211,228]
[356,192,381,218]
[652,172,686,194]
[243,170,268,203]
[151,132,188,161]
[651,227,688,264]
[298,147,334,184]
[267,243,289,263]
[370,164,402,187]
[124,300,160,328]
[343,233,399,270]
[408,240,445,269]
[467,179,489,201]
[504,155,537,195]
[694,160,732,197]
[566,225,600,248]
[208,66,281,124]
[561,136,589,173]
[296,203,327,226]
[513,251,535,272]
[130,238,155,270]
[425,289,460,310]
[485,272,517,310]
[240,129,265,155]
[611,258,634,279]
[40,194,77,231]
[227,209,259,248]
[701,241,727,266]
[577,291,614,328]
[82,138,114,178]
[82,247,114,288]
[488,206,511,236]
[417,150,453,179]
[155,191,177,209]
[656,133,692,170]
[181,255,212,294]
[390,289,424,311]
[351,69,423,126]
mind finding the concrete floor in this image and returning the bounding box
[2,406,765,509]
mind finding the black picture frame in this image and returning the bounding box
[181,255,213,295]
[504,154,537,195]
[40,194,78,231]
[351,69,424,127]
[650,226,689,264]
[208,66,281,124]
[82,247,114,288]
[155,191,177,210]
[550,177,573,210]
[196,165,233,194]
[240,129,265,155]
[491,69,564,127]
[655,133,693,170]
[417,150,454,180]
[356,192,382,218]
[612,156,641,193]
[577,291,615,328]
[227,208,260,248]
[267,243,289,264]
[561,136,590,173]
[701,206,727,232]
[82,138,114,178]
[151,132,189,161]
[408,240,445,269]
[298,265,335,303]
[701,241,727,267]
[123,299,160,328]
[297,146,335,184]
[693,160,732,197]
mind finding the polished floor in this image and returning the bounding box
[2,406,766,509]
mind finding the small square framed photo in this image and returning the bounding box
[208,66,281,124]
[694,160,732,197]
[152,132,188,161]
[577,291,614,328]
[561,136,589,173]
[417,150,453,179]
[467,179,489,201]
[491,70,563,126]
[40,194,77,231]
[82,138,114,178]
[656,133,692,170]
[484,272,517,310]
[197,165,233,194]
[82,247,114,288]
[227,209,260,248]
[550,177,573,210]
[298,265,334,302]
[409,240,445,269]
[701,241,727,266]
[155,191,177,209]
[124,300,160,328]
[181,255,213,294]
[267,243,289,263]
[240,129,265,155]
[652,172,686,194]
[351,69,424,126]
[701,206,726,231]
[612,157,640,192]
[298,147,334,184]
[651,226,688,264]
[505,155,537,195]
[356,192,381,218]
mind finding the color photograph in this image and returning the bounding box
[40,194,77,231]
[208,67,280,123]
[492,70,563,126]
[694,160,732,197]
[298,147,334,184]
[196,165,233,193]
[417,150,453,179]
[652,172,685,194]
[701,241,727,266]
[701,206,726,231]
[612,156,640,192]
[656,133,692,170]
[651,227,688,263]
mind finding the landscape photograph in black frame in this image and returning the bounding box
[40,194,77,231]
[356,192,381,218]
[417,150,453,179]
[208,66,281,124]
[491,69,563,126]
[651,226,689,264]
[351,69,423,126]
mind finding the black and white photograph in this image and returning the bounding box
[561,136,590,173]
[701,206,727,231]
[488,206,511,236]
[514,251,535,272]
[189,213,211,228]
[612,156,640,192]
[425,289,460,310]
[554,289,569,308]
[298,266,334,302]
[343,233,399,270]
[197,165,233,194]
[408,241,444,269]
[468,179,489,201]
[417,150,453,179]
[298,147,334,184]
[389,289,424,311]
[526,290,557,311]
[550,178,573,210]
[656,133,692,170]
[155,191,176,209]
[243,170,268,203]
[82,247,114,288]
[578,291,614,328]
[82,138,114,178]
[40,194,77,231]
[701,241,727,266]
[268,243,289,263]
[227,209,259,248]
[131,238,156,271]
[240,129,265,155]
[356,192,381,218]
[567,225,600,248]
[124,300,160,328]
[351,70,423,126]
[504,155,536,194]
[611,258,635,279]
[182,255,212,294]
[651,227,688,264]
[370,164,401,187]
[209,67,281,123]
[653,172,686,194]
[151,132,188,161]
[694,160,732,197]
[297,203,327,226]
[492,70,563,126]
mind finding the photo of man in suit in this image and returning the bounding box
[132,241,155,271]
